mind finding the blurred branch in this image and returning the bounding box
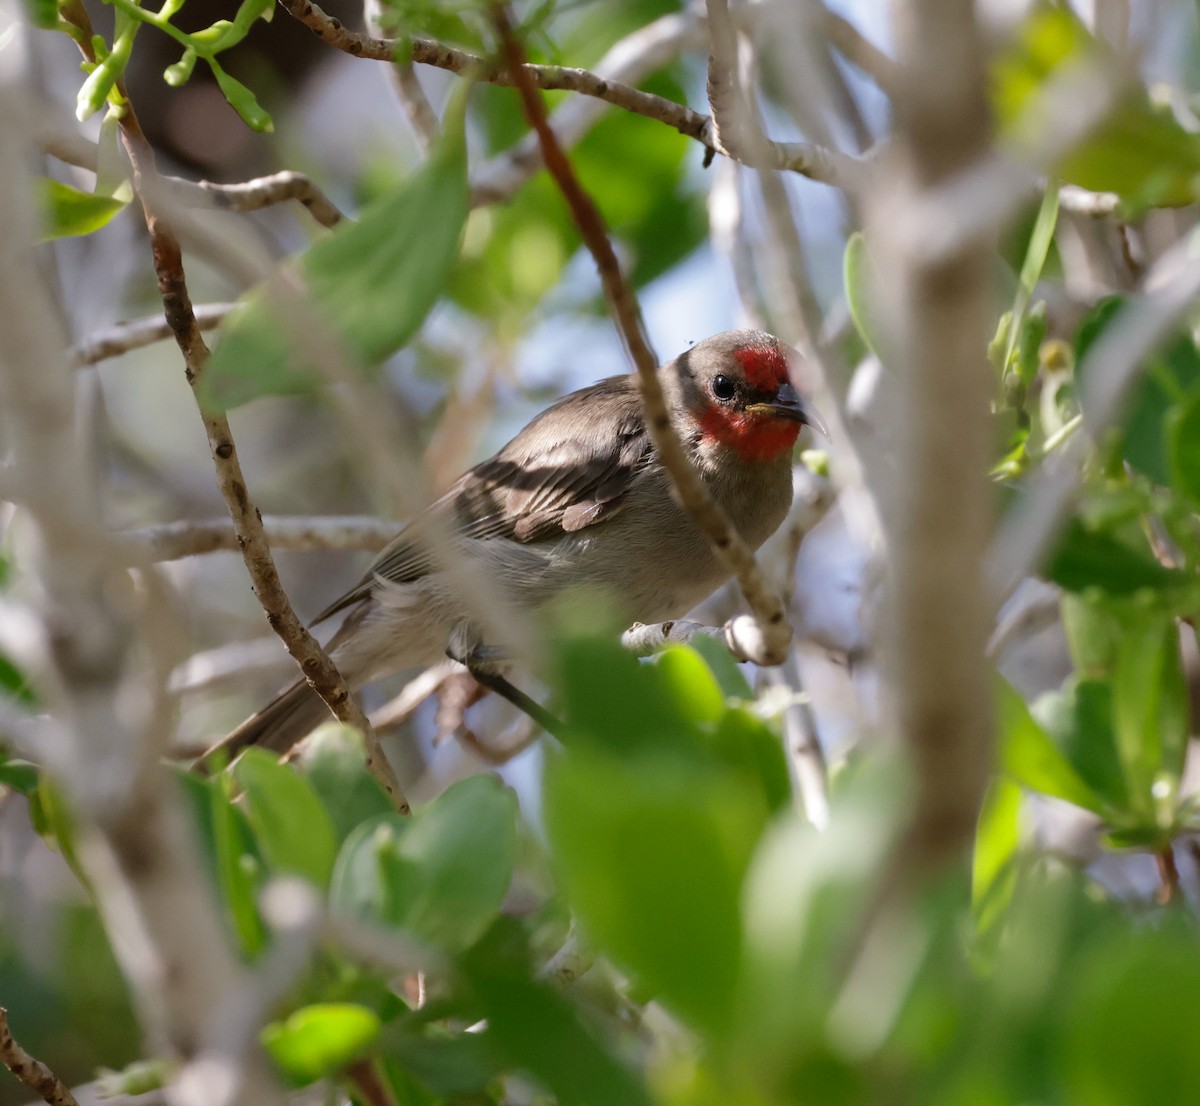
[0,1007,80,1106]
[0,53,284,1106]
[126,515,397,561]
[276,0,858,190]
[363,0,441,150]
[70,303,234,367]
[34,117,343,227]
[60,6,407,813]
[871,0,996,869]
[166,170,345,228]
[817,7,898,96]
[496,4,793,668]
[765,659,830,831]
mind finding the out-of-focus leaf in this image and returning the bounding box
[262,1003,380,1085]
[1167,385,1200,509]
[972,775,1023,942]
[1065,929,1200,1106]
[1112,617,1188,820]
[843,231,886,361]
[95,1060,171,1098]
[997,678,1104,814]
[1075,296,1200,486]
[460,919,654,1106]
[1044,517,1190,596]
[234,749,338,888]
[1033,678,1128,813]
[378,1024,495,1098]
[39,179,127,240]
[709,707,792,815]
[0,757,39,796]
[0,651,36,705]
[22,0,58,29]
[297,724,395,846]
[544,745,766,1037]
[689,633,754,699]
[993,9,1200,210]
[330,775,517,951]
[201,86,469,410]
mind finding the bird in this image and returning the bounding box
[205,329,824,760]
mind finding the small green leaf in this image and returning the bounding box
[997,678,1104,814]
[329,775,517,951]
[39,179,127,240]
[0,757,39,796]
[234,749,339,888]
[262,1003,380,1085]
[208,58,274,133]
[164,48,197,87]
[21,0,58,30]
[1033,678,1128,812]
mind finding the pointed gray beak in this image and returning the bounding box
[747,381,830,439]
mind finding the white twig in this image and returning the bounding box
[126,515,397,562]
[69,304,235,367]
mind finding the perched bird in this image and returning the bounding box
[207,329,823,758]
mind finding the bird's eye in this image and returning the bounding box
[711,374,736,401]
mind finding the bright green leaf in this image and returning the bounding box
[1167,386,1200,509]
[0,757,39,796]
[544,746,767,1037]
[39,179,127,240]
[234,749,339,888]
[330,775,517,951]
[1044,517,1189,596]
[297,724,395,846]
[972,775,1023,942]
[262,1003,380,1085]
[997,678,1104,814]
[1033,678,1128,813]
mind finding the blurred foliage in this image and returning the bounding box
[8,1,1200,1105]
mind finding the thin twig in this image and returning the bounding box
[165,170,345,228]
[125,515,397,562]
[61,6,407,814]
[70,303,234,367]
[1156,845,1180,906]
[0,1007,80,1106]
[495,5,794,667]
[276,0,857,190]
[818,7,898,96]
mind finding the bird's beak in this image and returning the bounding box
[746,381,830,439]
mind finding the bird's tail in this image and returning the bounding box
[200,679,333,767]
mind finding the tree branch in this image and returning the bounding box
[275,0,857,190]
[69,303,234,367]
[125,515,397,561]
[0,1007,81,1106]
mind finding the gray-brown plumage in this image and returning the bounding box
[207,330,822,759]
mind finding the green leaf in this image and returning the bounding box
[262,1003,380,1085]
[329,775,517,951]
[201,85,469,410]
[377,1024,495,1098]
[1112,616,1188,819]
[689,632,754,699]
[543,745,767,1037]
[0,650,36,705]
[22,0,58,30]
[208,58,274,133]
[997,678,1104,814]
[1002,184,1058,379]
[297,724,395,846]
[234,749,339,888]
[1044,517,1189,596]
[843,231,887,361]
[39,179,127,240]
[459,920,654,1106]
[1032,678,1128,813]
[972,776,1023,943]
[993,9,1200,210]
[1167,386,1200,509]
[0,757,39,796]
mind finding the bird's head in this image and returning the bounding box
[669,330,827,464]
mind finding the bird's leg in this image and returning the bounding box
[445,631,566,740]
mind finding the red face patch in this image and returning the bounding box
[698,405,801,463]
[734,344,791,392]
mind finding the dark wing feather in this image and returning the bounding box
[314,376,650,623]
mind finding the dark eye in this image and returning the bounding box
[711,374,736,401]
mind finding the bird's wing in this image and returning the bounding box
[314,377,652,623]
